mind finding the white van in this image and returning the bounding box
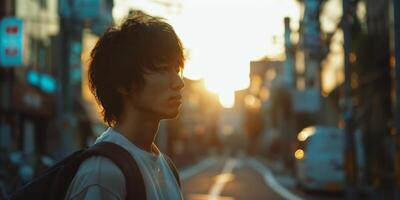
[294,126,364,192]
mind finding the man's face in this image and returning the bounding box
[128,64,184,120]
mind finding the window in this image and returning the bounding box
[39,0,47,9]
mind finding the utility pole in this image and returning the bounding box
[56,16,75,158]
[56,0,82,158]
[392,0,400,198]
[284,17,295,87]
[301,0,323,91]
[0,0,16,152]
[342,0,358,199]
[55,0,114,158]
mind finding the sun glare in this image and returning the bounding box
[218,90,235,109]
[113,0,301,108]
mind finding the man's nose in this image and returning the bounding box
[172,74,184,90]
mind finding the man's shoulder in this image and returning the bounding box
[66,156,126,199]
[77,156,126,184]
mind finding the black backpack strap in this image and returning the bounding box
[163,155,181,188]
[55,142,146,200]
[84,142,146,200]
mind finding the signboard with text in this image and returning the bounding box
[0,17,24,67]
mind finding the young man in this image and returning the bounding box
[64,12,185,200]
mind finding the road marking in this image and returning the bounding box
[208,158,238,200]
[248,158,304,200]
[180,157,217,181]
[187,194,234,200]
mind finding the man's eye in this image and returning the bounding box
[154,64,182,75]
[155,65,169,71]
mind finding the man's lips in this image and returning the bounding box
[168,95,182,105]
[169,95,182,100]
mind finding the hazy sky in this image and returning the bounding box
[113,0,301,107]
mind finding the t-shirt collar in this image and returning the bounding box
[99,127,161,159]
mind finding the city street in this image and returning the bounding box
[181,155,344,200]
[1,0,399,199]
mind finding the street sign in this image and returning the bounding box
[0,17,24,67]
[302,0,322,55]
[59,0,103,20]
[69,41,82,84]
[27,70,57,93]
[73,0,102,20]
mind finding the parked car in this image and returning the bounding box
[294,126,364,192]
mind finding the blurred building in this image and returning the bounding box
[165,77,222,167]
[0,0,62,194]
[0,1,114,191]
[0,0,60,160]
[346,0,394,196]
[218,105,247,156]
[241,10,331,167]
[245,59,297,158]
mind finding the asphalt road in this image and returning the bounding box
[180,155,344,200]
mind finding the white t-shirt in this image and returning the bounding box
[64,128,183,200]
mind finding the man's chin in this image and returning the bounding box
[162,110,180,119]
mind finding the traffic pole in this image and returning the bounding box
[392,0,400,199]
[342,0,358,199]
[56,4,79,158]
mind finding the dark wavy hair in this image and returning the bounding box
[88,12,185,126]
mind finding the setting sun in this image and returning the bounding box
[113,0,300,108]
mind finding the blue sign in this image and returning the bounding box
[69,41,82,84]
[40,74,56,93]
[0,17,24,67]
[27,70,57,93]
[59,0,102,20]
[27,70,40,85]
[74,0,102,20]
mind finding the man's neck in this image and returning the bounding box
[113,114,160,153]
